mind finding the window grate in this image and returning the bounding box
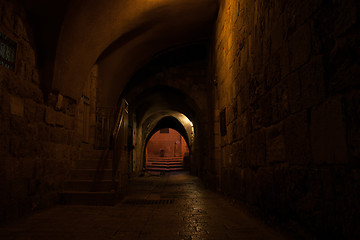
[0,32,17,71]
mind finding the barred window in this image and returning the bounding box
[0,32,17,71]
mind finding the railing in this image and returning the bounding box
[112,99,128,183]
[112,99,128,141]
[93,99,128,191]
[95,107,115,149]
[92,106,115,191]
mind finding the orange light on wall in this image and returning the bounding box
[145,128,189,171]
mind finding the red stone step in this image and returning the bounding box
[146,167,185,171]
[146,156,185,171]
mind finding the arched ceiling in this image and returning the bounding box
[128,85,199,125]
[142,112,194,150]
[23,0,218,104]
[145,115,191,147]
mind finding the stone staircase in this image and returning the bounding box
[146,157,184,172]
[59,149,120,205]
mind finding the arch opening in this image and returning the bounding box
[138,113,194,174]
[145,128,190,172]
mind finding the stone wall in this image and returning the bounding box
[212,0,360,238]
[0,1,81,222]
[75,64,98,148]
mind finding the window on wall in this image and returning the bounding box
[0,32,17,71]
[160,128,169,134]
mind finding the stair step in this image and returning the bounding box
[70,169,113,180]
[146,158,184,171]
[64,180,117,192]
[148,162,183,165]
[59,191,119,205]
[147,158,183,161]
[60,149,121,205]
[148,166,183,169]
[146,167,184,171]
[147,161,183,164]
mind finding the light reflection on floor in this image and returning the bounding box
[0,172,289,240]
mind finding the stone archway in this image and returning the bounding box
[145,128,190,172]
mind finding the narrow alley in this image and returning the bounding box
[1,0,359,239]
[0,172,289,240]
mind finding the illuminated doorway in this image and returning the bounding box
[145,128,189,172]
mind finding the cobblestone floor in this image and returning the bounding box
[0,172,291,240]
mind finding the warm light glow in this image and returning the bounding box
[145,128,189,171]
[177,113,193,129]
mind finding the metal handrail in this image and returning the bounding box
[112,99,128,140]
[111,99,128,183]
[95,107,115,149]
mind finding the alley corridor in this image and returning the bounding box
[0,172,289,240]
[1,0,360,239]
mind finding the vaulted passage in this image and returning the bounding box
[1,0,360,239]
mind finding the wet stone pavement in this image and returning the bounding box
[0,172,289,240]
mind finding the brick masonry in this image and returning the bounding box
[211,0,360,238]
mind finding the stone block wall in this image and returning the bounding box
[0,1,81,222]
[212,0,360,238]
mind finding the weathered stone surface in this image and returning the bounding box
[271,82,289,123]
[235,113,248,140]
[310,96,348,164]
[18,81,43,103]
[266,123,286,164]
[24,99,37,122]
[10,95,23,117]
[45,107,57,126]
[246,130,266,167]
[259,93,273,127]
[55,111,65,127]
[50,127,68,144]
[344,90,360,161]
[35,104,45,122]
[299,55,326,110]
[0,1,82,223]
[31,69,40,85]
[284,111,312,166]
[37,123,49,141]
[64,114,73,129]
[270,17,284,55]
[213,0,359,238]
